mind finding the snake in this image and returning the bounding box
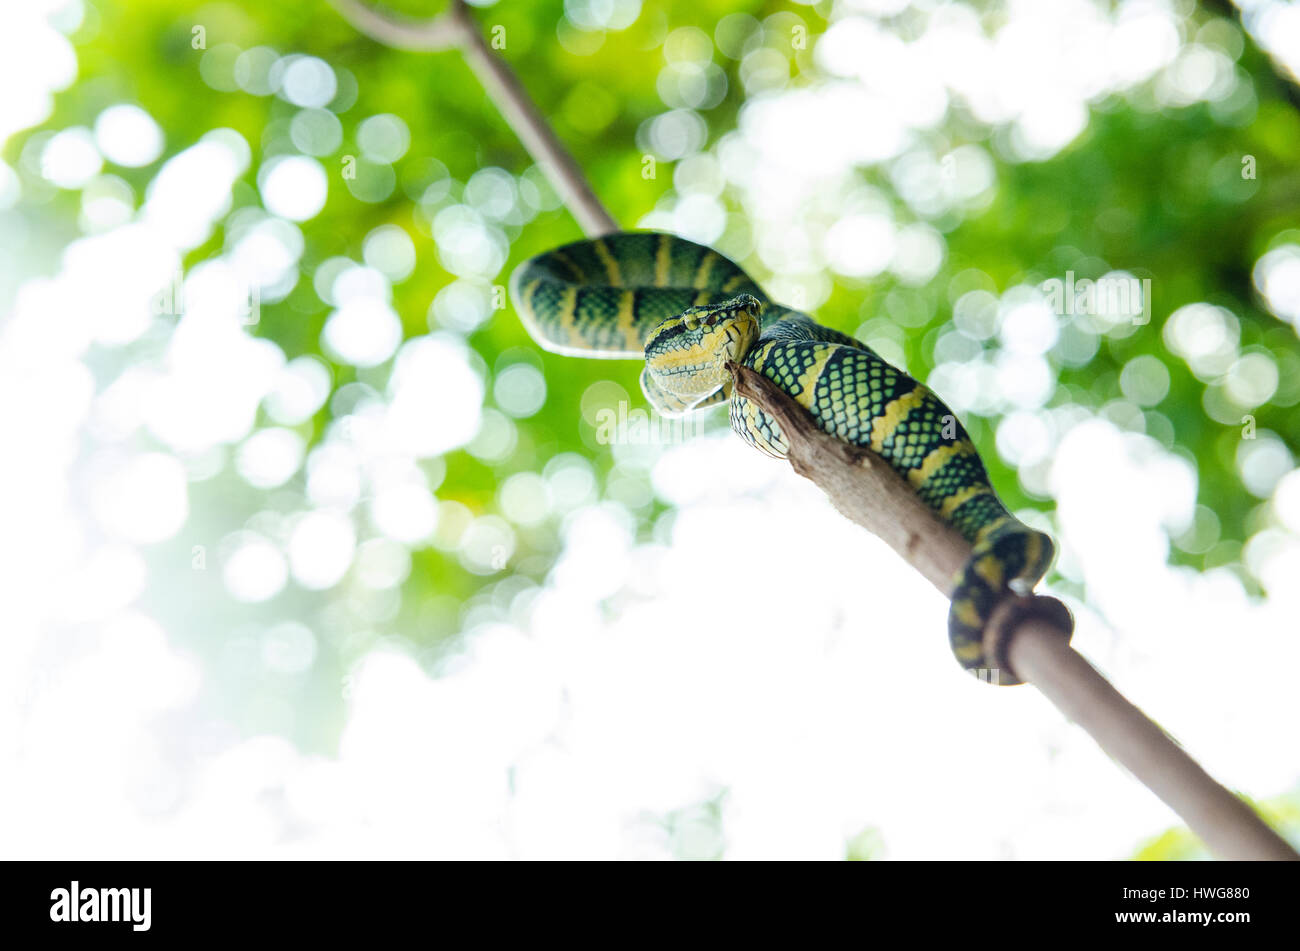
[509,231,1057,685]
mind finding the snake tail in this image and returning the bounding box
[947,517,1056,685]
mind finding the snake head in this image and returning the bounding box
[643,295,764,408]
[679,293,763,330]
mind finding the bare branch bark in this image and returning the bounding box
[1008,618,1300,862]
[325,0,619,236]
[325,0,465,49]
[728,363,968,593]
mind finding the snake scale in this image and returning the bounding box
[509,231,1055,685]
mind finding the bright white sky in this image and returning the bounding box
[1,0,1298,859]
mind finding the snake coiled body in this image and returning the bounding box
[510,231,1054,684]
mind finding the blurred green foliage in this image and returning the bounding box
[9,1,1300,799]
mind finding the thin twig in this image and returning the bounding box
[326,0,619,236]
[325,0,464,49]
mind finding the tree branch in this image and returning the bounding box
[728,363,967,593]
[325,0,619,236]
[325,0,465,49]
[1008,618,1300,862]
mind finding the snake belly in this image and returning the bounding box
[510,231,1055,684]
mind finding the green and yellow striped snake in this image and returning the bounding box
[510,231,1055,685]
